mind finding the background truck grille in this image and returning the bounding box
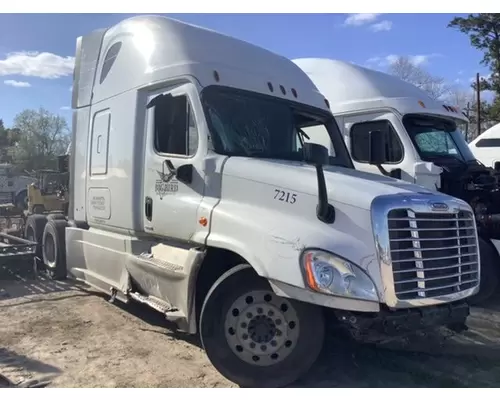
[388,209,479,300]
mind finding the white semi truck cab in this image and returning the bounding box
[26,17,481,387]
[294,58,500,305]
[469,122,500,169]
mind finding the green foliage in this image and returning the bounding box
[448,14,500,122]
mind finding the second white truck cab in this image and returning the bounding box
[25,17,482,387]
[469,122,500,169]
[294,58,500,305]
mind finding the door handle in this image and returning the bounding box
[145,196,153,221]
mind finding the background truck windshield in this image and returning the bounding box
[402,114,477,163]
[201,86,354,168]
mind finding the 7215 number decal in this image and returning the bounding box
[274,189,297,204]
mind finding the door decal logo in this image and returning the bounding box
[155,161,178,199]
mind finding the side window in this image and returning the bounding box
[299,125,336,157]
[154,95,199,156]
[476,138,500,148]
[100,42,122,84]
[350,120,403,164]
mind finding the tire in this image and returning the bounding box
[199,264,325,388]
[24,214,48,259]
[15,190,27,210]
[468,238,500,306]
[42,219,68,280]
[47,213,66,221]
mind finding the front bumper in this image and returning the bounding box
[332,300,470,343]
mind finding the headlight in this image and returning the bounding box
[301,249,379,302]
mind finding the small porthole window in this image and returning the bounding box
[100,42,122,84]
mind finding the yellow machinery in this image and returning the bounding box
[27,167,69,215]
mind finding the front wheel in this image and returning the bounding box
[199,265,325,388]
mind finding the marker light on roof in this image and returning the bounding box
[443,105,450,111]
[418,100,426,108]
[325,99,330,109]
[213,70,220,82]
[267,82,274,92]
[280,85,286,95]
[291,88,298,98]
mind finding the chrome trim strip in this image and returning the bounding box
[371,192,481,308]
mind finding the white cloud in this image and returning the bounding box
[60,106,71,111]
[370,20,393,32]
[69,86,73,91]
[367,54,440,68]
[344,13,381,26]
[0,51,75,79]
[4,79,31,87]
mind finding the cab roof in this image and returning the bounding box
[72,15,329,113]
[292,58,468,124]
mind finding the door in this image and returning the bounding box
[143,82,207,242]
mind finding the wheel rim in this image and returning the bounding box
[224,290,300,367]
[45,234,56,267]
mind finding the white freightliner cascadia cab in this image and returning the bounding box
[30,17,481,387]
[293,57,500,305]
[469,122,500,168]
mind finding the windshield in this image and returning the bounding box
[402,114,476,163]
[200,86,354,168]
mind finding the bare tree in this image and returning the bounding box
[388,56,450,100]
[445,86,475,111]
[11,107,70,172]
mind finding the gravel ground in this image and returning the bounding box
[1,262,500,388]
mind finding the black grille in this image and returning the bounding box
[388,209,479,300]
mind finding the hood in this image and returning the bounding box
[223,157,434,210]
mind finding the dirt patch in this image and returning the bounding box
[1,263,500,387]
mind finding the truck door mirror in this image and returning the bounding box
[303,142,329,166]
[368,129,388,165]
[302,142,335,224]
[177,164,193,184]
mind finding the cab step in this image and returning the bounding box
[128,291,186,327]
[129,292,176,314]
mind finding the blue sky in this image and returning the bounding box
[0,13,491,128]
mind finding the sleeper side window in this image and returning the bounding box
[350,120,404,164]
[153,94,199,157]
[100,42,122,84]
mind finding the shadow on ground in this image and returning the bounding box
[0,262,81,302]
[0,348,60,388]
